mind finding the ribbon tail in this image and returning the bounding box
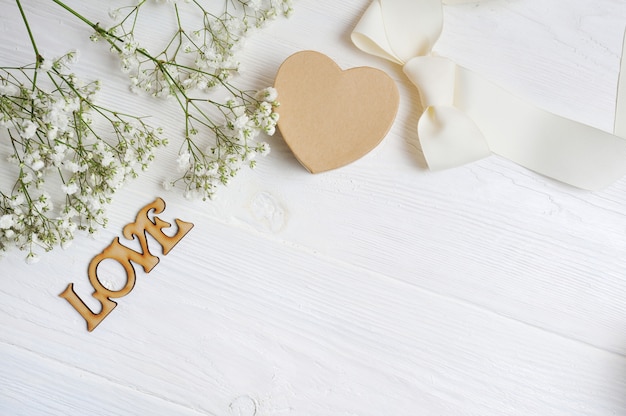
[455,66,626,190]
[614,28,626,137]
[406,56,626,190]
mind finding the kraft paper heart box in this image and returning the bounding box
[274,50,400,173]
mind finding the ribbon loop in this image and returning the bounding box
[352,0,626,190]
[351,0,443,64]
[351,1,403,64]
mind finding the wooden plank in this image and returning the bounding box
[0,342,205,416]
[2,216,626,414]
[2,0,626,414]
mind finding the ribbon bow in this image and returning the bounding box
[352,0,626,190]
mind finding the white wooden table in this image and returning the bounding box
[2,1,626,415]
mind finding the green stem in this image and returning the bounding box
[51,0,98,28]
[51,0,122,55]
[15,0,40,65]
[15,0,41,101]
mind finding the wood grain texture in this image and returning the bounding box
[2,0,626,415]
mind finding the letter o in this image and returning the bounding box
[88,238,137,299]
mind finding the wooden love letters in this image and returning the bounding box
[60,197,193,331]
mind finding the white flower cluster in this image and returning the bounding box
[242,0,295,25]
[3,0,293,262]
[0,53,166,262]
[86,0,289,200]
[165,87,278,200]
[98,0,293,97]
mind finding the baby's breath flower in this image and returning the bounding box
[162,179,174,191]
[64,0,291,201]
[61,183,79,196]
[3,0,294,260]
[39,57,53,73]
[108,7,122,21]
[0,214,15,229]
[256,87,278,103]
[1,51,166,262]
[25,252,40,264]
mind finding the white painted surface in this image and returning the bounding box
[2,0,626,415]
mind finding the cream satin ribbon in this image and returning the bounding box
[352,0,626,190]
